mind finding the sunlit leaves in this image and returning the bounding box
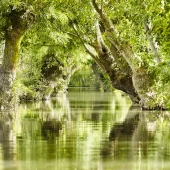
[47,7,69,25]
[49,32,70,45]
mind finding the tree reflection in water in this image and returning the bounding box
[0,89,169,170]
[102,106,170,165]
[41,120,62,139]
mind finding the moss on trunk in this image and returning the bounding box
[0,7,35,109]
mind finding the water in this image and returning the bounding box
[0,88,170,170]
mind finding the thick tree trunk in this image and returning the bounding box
[90,0,139,102]
[91,0,164,109]
[42,67,77,99]
[0,67,15,109]
[0,29,25,109]
[72,20,139,101]
[51,67,77,98]
[0,8,35,109]
[95,22,139,102]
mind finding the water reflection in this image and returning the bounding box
[0,88,170,169]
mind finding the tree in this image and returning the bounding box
[90,0,170,109]
[0,1,35,108]
[0,0,73,107]
[68,0,139,102]
[16,3,91,101]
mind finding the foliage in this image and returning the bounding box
[0,0,170,109]
[69,64,97,87]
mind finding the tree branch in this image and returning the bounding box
[71,23,102,64]
[91,0,115,33]
[91,0,102,15]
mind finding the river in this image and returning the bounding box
[0,87,169,170]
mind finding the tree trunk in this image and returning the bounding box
[95,22,139,102]
[0,8,35,109]
[91,0,164,109]
[0,29,25,109]
[90,0,139,102]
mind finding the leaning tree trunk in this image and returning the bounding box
[0,7,35,109]
[95,22,139,102]
[71,21,139,102]
[91,0,164,109]
[90,0,139,103]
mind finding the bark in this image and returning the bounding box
[0,8,35,109]
[90,0,140,102]
[91,0,163,109]
[91,0,137,71]
[95,22,139,102]
[43,66,77,99]
[0,66,15,109]
[72,14,139,103]
[0,30,24,108]
[71,16,139,102]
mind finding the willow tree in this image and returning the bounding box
[0,0,70,107]
[66,0,139,102]
[0,2,36,108]
[90,0,170,109]
[67,0,170,109]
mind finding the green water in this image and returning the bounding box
[0,88,170,170]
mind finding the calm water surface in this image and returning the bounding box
[0,88,170,170]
